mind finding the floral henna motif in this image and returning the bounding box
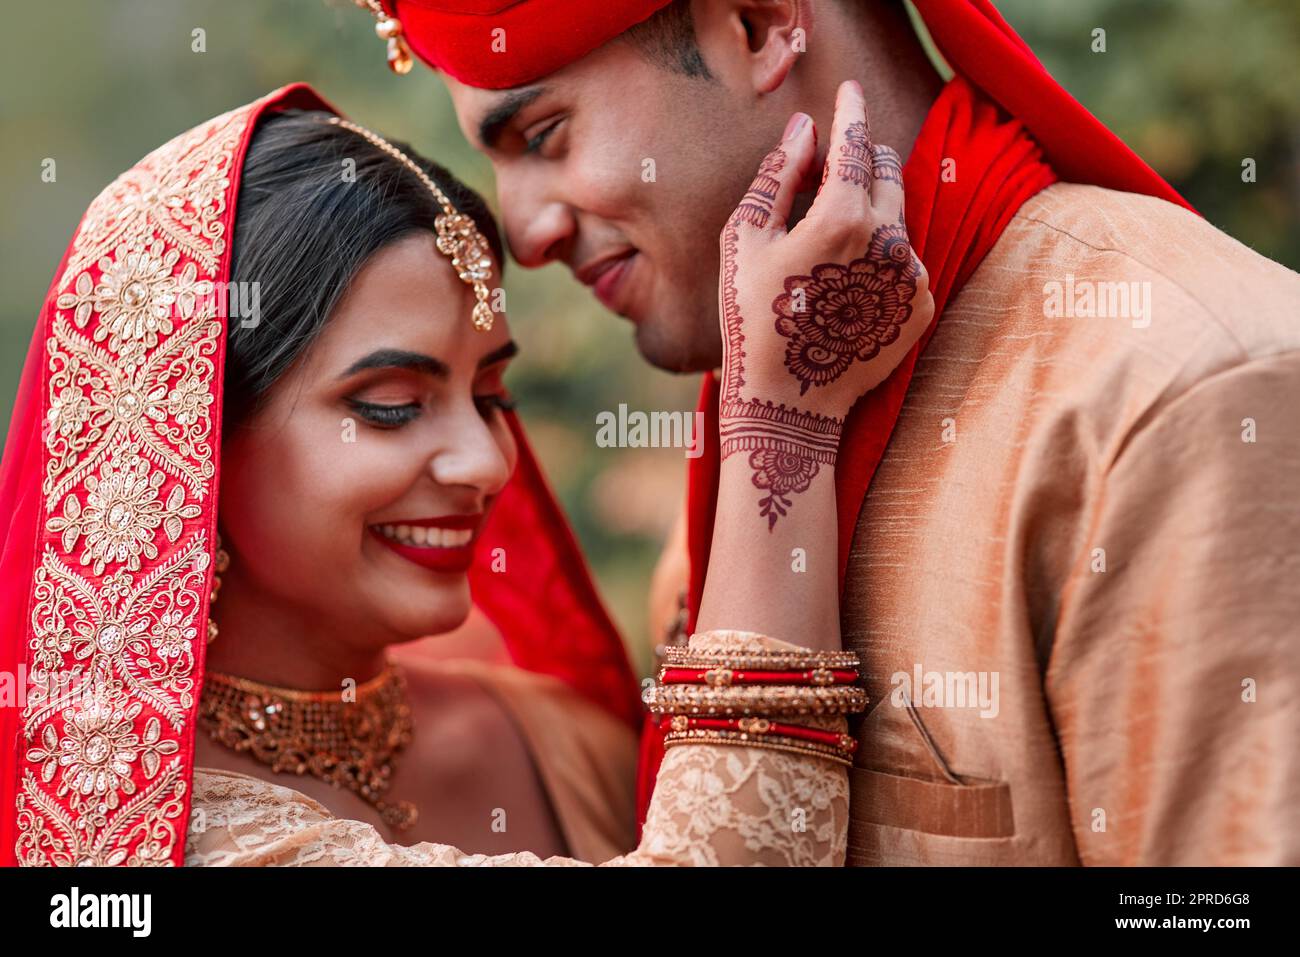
[719,224,843,530]
[837,121,872,189]
[751,450,819,529]
[719,400,841,530]
[773,223,919,395]
[868,222,918,272]
[733,148,786,229]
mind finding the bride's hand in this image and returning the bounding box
[718,80,934,428]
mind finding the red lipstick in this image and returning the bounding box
[369,514,484,574]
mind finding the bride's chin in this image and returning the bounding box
[361,540,475,635]
[377,576,472,639]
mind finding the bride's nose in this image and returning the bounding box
[426,407,514,498]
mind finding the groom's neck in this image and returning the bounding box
[783,3,942,230]
[819,1,943,162]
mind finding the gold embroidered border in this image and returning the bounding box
[14,104,250,866]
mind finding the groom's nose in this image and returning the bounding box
[498,175,576,268]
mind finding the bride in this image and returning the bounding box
[0,81,931,866]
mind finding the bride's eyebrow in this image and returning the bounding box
[339,340,517,379]
[478,340,519,369]
[340,348,449,379]
[479,86,547,150]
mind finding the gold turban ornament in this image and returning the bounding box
[353,0,415,74]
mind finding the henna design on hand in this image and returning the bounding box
[870,144,904,186]
[773,223,919,395]
[733,147,786,229]
[837,121,872,189]
[720,403,841,530]
[720,224,843,530]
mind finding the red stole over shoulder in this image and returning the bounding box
[635,78,1059,826]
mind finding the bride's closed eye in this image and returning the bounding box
[475,392,517,417]
[345,391,516,429]
[346,398,422,429]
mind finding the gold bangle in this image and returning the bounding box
[646,683,868,717]
[663,646,860,672]
[663,729,854,767]
[657,665,854,687]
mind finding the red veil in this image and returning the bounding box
[0,84,640,867]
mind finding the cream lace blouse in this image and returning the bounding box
[184,633,851,866]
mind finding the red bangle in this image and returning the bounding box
[658,715,858,753]
[659,667,859,687]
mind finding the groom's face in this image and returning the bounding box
[446,39,779,374]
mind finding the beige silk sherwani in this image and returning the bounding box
[835,183,1300,865]
[646,182,1300,864]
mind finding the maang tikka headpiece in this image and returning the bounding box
[328,116,496,332]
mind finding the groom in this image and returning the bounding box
[362,0,1300,864]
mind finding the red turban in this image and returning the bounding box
[385,0,673,90]
[388,0,1185,209]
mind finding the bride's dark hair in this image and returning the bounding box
[224,109,504,425]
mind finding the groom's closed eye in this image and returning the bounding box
[523,116,565,154]
[478,86,548,152]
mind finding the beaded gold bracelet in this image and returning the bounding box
[646,682,868,718]
[663,727,856,767]
[662,646,861,672]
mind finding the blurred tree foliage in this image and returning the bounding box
[1,2,1295,671]
[996,0,1300,267]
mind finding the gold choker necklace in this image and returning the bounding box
[198,663,418,831]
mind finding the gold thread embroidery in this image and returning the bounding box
[24,539,210,733]
[43,307,222,509]
[45,451,202,574]
[17,101,250,867]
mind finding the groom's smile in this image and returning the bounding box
[576,247,640,316]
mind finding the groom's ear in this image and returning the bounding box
[692,0,811,95]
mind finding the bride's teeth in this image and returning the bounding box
[377,523,474,548]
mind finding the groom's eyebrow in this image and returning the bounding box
[478,86,547,149]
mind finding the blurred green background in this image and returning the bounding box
[2,1,1297,676]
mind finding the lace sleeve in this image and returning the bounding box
[613,725,849,866]
[184,769,588,866]
[186,632,852,867]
